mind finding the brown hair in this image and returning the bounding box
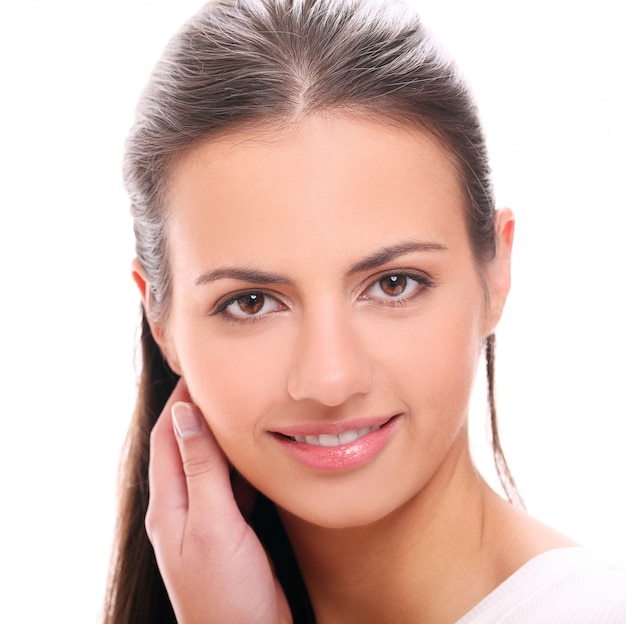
[104,1,520,622]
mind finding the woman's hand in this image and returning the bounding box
[146,380,292,624]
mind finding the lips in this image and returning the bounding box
[271,415,399,471]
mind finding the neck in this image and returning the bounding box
[278,437,504,623]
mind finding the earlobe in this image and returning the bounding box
[484,208,515,334]
[130,258,183,376]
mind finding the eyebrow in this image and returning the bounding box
[345,241,447,276]
[195,267,292,286]
[194,240,447,286]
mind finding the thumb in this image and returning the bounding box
[171,402,241,527]
[165,403,293,624]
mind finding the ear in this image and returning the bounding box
[131,258,182,375]
[483,208,515,335]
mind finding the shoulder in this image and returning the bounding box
[458,548,626,624]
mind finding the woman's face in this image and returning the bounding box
[147,114,512,528]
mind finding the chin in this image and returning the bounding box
[270,476,422,532]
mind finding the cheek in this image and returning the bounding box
[173,323,293,445]
[370,299,483,426]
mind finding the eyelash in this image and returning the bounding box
[358,270,434,307]
[212,270,434,323]
[212,289,287,323]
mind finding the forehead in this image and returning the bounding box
[165,114,469,273]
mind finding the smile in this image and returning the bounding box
[273,416,399,472]
[288,426,381,447]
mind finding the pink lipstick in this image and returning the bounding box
[271,415,399,471]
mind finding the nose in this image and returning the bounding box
[287,305,373,406]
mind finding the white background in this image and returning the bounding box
[0,1,624,622]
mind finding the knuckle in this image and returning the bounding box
[182,454,220,479]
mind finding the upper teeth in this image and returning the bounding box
[291,426,380,447]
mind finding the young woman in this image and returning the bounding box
[104,1,626,622]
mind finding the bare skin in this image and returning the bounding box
[147,388,573,624]
[137,114,575,623]
[279,445,575,623]
[146,383,292,624]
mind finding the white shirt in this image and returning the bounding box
[457,547,626,623]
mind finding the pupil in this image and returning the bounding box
[239,293,264,314]
[382,275,406,296]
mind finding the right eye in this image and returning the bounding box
[218,291,285,320]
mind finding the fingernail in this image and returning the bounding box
[172,402,203,439]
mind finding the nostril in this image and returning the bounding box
[287,361,373,405]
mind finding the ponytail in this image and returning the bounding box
[103,309,177,624]
[485,334,523,508]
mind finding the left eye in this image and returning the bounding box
[223,292,284,318]
[364,274,422,300]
